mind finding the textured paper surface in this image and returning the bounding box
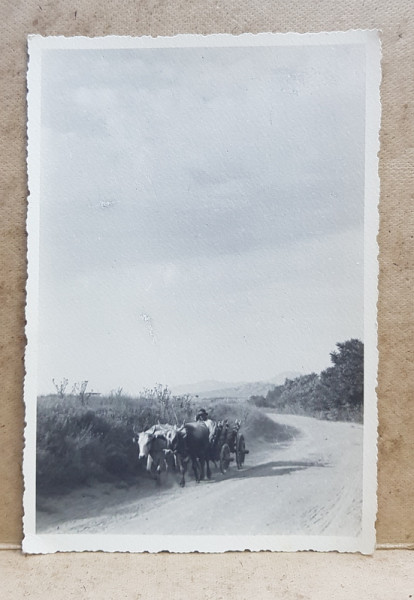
[0,0,413,583]
[1,549,413,599]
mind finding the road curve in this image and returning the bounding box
[39,413,363,537]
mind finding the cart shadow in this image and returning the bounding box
[218,460,328,480]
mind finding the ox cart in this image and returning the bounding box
[209,419,249,473]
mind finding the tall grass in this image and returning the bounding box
[36,389,295,495]
[37,395,138,492]
[204,397,297,443]
[36,389,198,494]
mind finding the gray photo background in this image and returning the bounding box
[38,43,366,395]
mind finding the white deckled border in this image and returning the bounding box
[23,30,381,555]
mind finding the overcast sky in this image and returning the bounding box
[37,42,366,395]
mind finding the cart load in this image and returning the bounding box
[209,418,249,473]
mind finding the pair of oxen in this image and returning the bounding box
[134,420,215,487]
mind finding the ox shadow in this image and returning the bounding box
[218,460,329,480]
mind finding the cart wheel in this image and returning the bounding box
[220,444,231,474]
[236,434,246,469]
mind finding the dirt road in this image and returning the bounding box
[37,414,363,537]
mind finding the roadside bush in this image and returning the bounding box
[203,398,296,444]
[36,388,297,496]
[36,388,198,495]
[36,396,143,494]
[250,339,364,423]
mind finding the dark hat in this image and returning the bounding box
[196,408,208,420]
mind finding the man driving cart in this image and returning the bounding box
[196,408,215,441]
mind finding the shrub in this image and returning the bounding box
[36,395,143,493]
[247,340,364,423]
[36,387,297,496]
[36,388,199,495]
[202,398,296,443]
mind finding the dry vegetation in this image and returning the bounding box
[36,386,293,496]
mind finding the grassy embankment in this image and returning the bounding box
[36,390,296,496]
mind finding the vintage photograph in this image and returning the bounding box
[24,32,380,553]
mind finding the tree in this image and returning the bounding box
[278,373,321,415]
[320,339,364,420]
[242,339,364,422]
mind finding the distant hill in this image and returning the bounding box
[172,379,244,396]
[171,372,301,401]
